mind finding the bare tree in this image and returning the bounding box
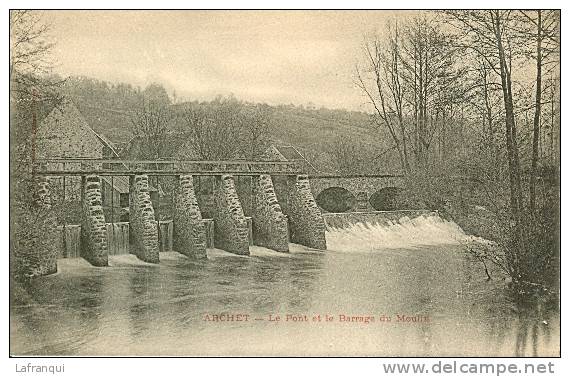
[327,135,367,175]
[10,9,61,184]
[446,11,524,219]
[10,10,61,280]
[242,104,272,160]
[180,97,245,160]
[516,10,560,213]
[129,99,173,160]
[443,10,560,294]
[10,10,57,97]
[356,22,411,174]
[400,16,465,170]
[356,16,464,174]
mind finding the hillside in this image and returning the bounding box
[60,76,400,173]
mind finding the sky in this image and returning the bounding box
[43,10,414,112]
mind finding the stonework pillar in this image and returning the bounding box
[287,175,327,250]
[355,191,371,212]
[19,176,60,276]
[173,175,207,258]
[251,175,289,252]
[129,175,159,263]
[213,175,250,255]
[80,175,109,266]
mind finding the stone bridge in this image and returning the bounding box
[308,174,406,213]
[28,158,329,276]
[27,159,411,277]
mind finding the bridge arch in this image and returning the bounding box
[369,187,403,211]
[309,175,406,212]
[315,187,356,213]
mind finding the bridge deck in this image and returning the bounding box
[33,158,304,176]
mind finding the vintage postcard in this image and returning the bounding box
[9,9,560,358]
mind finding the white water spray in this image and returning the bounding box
[325,213,470,252]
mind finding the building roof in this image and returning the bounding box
[262,145,307,161]
[262,144,319,173]
[93,130,120,157]
[274,145,305,161]
[38,99,121,159]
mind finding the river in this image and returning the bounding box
[10,214,559,356]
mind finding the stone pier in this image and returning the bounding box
[173,175,207,258]
[16,176,60,277]
[129,175,159,263]
[213,175,250,255]
[287,175,327,250]
[80,175,108,266]
[251,175,289,252]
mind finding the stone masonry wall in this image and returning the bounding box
[213,175,250,255]
[309,176,406,213]
[251,175,289,252]
[16,176,60,277]
[80,175,108,266]
[287,175,327,250]
[173,175,207,258]
[309,176,406,199]
[34,177,59,275]
[129,175,159,263]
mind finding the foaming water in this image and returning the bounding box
[326,213,468,252]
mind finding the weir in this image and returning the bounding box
[57,224,81,258]
[323,211,468,252]
[158,220,174,252]
[30,159,329,273]
[106,222,129,255]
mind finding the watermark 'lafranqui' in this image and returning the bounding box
[15,363,65,374]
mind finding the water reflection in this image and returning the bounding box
[128,267,161,339]
[514,302,555,357]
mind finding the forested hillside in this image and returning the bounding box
[58,76,399,173]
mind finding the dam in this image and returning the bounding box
[27,158,415,275]
[27,158,331,274]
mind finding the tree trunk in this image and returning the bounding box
[530,10,542,214]
[482,64,498,179]
[550,82,555,166]
[492,11,525,280]
[493,11,523,219]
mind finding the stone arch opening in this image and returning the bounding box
[316,187,356,213]
[369,187,403,211]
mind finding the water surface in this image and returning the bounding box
[10,216,559,356]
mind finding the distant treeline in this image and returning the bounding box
[49,75,399,174]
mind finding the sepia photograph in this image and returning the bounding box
[8,8,560,358]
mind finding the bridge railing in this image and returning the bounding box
[32,158,304,176]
